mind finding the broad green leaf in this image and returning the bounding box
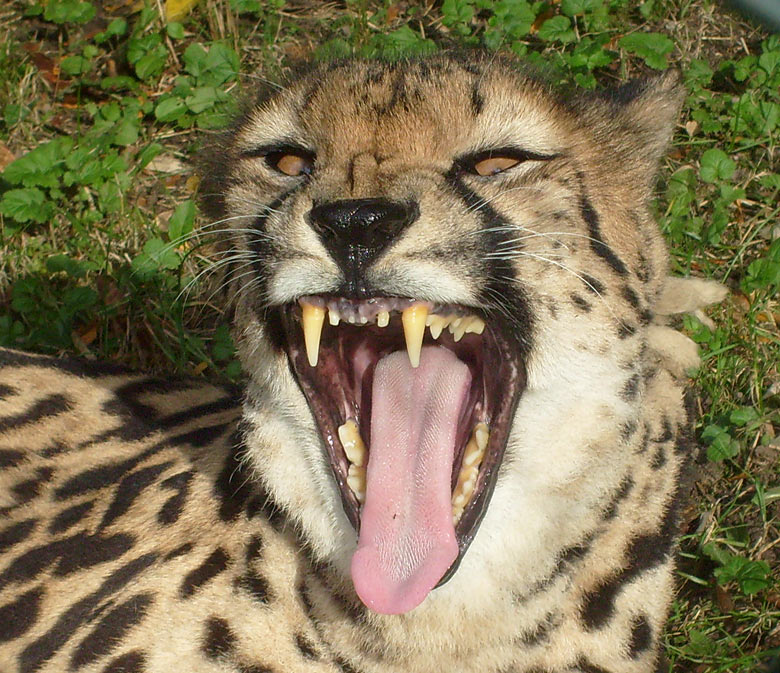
[0,188,54,223]
[619,32,674,70]
[700,148,735,183]
[168,200,196,241]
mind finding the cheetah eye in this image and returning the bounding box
[472,156,521,176]
[266,150,315,177]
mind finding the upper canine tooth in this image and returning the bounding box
[328,309,340,326]
[301,302,325,367]
[402,304,428,368]
[377,311,390,328]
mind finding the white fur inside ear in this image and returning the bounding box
[647,325,702,377]
[655,277,728,316]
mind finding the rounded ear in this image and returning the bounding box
[574,70,686,199]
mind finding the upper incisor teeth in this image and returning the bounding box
[401,304,428,368]
[377,311,390,327]
[301,302,325,367]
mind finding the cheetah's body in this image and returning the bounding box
[0,54,724,673]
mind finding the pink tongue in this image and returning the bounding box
[351,345,471,614]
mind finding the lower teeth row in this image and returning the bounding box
[336,419,490,523]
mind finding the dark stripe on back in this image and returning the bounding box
[0,586,44,641]
[70,593,154,669]
[180,547,231,598]
[19,553,158,673]
[0,394,72,433]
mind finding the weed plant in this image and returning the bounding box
[0,1,777,670]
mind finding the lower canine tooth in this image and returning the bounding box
[301,302,325,367]
[402,304,428,368]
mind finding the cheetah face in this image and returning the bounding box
[201,54,682,615]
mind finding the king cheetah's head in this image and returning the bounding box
[200,53,683,615]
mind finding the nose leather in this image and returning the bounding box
[309,198,419,296]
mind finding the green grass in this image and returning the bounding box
[0,1,778,670]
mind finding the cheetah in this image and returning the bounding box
[0,53,726,673]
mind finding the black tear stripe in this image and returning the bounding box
[576,176,628,277]
[0,585,44,641]
[69,593,154,669]
[580,504,678,631]
[180,547,231,599]
[443,172,534,357]
[19,553,158,673]
[0,393,72,433]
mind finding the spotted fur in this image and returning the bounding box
[0,54,725,672]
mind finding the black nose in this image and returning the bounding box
[308,198,419,296]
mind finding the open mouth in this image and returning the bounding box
[280,296,525,614]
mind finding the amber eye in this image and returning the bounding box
[472,156,521,176]
[266,151,315,177]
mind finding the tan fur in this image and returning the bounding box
[0,54,724,672]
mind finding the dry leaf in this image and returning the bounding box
[166,0,199,21]
[0,142,15,172]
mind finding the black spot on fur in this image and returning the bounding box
[650,445,667,470]
[181,547,231,598]
[235,570,273,603]
[628,614,653,658]
[580,507,677,630]
[0,518,37,553]
[202,616,236,659]
[70,593,154,669]
[215,433,255,522]
[0,586,44,641]
[621,374,641,401]
[0,382,16,398]
[570,293,591,312]
[12,466,54,504]
[99,462,173,530]
[581,274,606,295]
[576,658,614,673]
[157,470,194,525]
[336,657,361,673]
[49,501,95,534]
[0,393,72,432]
[0,448,24,468]
[246,535,264,561]
[655,416,674,443]
[19,553,157,673]
[517,613,557,647]
[100,650,147,673]
[621,285,641,309]
[620,420,638,441]
[603,476,634,520]
[164,542,194,560]
[471,82,484,115]
[618,321,636,339]
[295,633,320,660]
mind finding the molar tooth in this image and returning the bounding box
[448,317,463,335]
[377,311,390,328]
[347,464,366,503]
[338,420,366,467]
[475,423,489,451]
[466,316,485,335]
[401,304,428,368]
[328,309,340,326]
[452,321,467,342]
[301,302,325,367]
